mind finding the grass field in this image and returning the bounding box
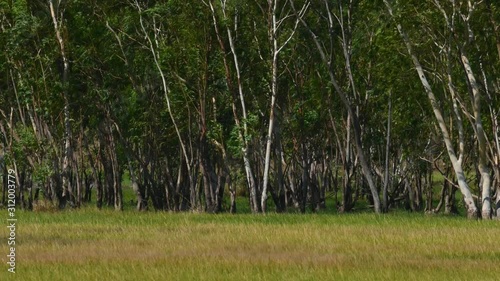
[2,208,500,281]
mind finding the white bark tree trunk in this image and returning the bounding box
[260,0,278,212]
[49,0,72,207]
[383,92,392,212]
[461,54,491,219]
[261,0,305,212]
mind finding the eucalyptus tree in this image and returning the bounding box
[381,0,500,218]
[1,0,67,208]
[292,0,382,213]
[206,0,258,213]
[3,0,499,217]
[394,0,499,218]
[258,0,309,213]
[450,0,492,218]
[47,0,75,207]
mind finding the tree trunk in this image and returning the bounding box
[128,155,145,211]
[261,0,279,213]
[460,54,491,219]
[300,142,309,213]
[49,0,72,208]
[382,92,392,212]
[200,131,216,213]
[261,0,304,212]
[273,123,286,212]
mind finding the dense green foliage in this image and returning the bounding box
[1,0,499,218]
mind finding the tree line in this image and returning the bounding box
[0,0,499,219]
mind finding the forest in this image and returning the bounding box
[1,0,499,219]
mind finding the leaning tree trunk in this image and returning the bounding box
[49,0,72,208]
[382,92,392,212]
[461,54,491,219]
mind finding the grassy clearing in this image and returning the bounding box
[1,209,499,281]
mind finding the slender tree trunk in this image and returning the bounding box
[310,161,321,212]
[330,109,353,212]
[261,0,304,212]
[434,176,448,213]
[320,154,329,209]
[49,0,72,208]
[274,123,286,212]
[287,156,300,209]
[127,154,145,211]
[96,142,106,209]
[383,92,392,212]
[261,0,279,213]
[425,164,433,212]
[461,54,491,219]
[300,142,309,213]
[485,0,500,61]
[199,131,216,213]
[174,151,184,211]
[495,173,500,218]
[212,139,235,214]
[225,9,259,212]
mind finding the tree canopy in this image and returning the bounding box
[1,0,499,219]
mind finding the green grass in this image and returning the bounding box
[8,170,490,280]
[2,209,499,281]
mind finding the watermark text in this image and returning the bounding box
[6,169,16,274]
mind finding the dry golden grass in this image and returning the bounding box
[2,209,499,280]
